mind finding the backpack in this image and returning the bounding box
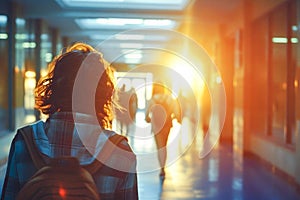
[16,126,126,200]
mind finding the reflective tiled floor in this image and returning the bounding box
[128,115,300,200]
[1,116,300,199]
[135,141,300,200]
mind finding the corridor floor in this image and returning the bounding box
[135,141,300,200]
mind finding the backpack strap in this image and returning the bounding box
[19,126,46,169]
[84,134,127,174]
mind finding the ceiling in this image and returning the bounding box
[11,0,241,66]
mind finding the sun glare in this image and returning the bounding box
[169,58,205,96]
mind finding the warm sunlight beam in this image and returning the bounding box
[169,58,205,96]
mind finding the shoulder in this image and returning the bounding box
[16,121,45,136]
[105,130,134,153]
[101,130,137,173]
[14,121,45,145]
[7,125,39,184]
[12,121,45,155]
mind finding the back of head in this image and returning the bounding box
[35,42,116,129]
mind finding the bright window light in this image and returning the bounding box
[292,25,298,31]
[0,15,7,26]
[16,18,25,26]
[41,34,49,40]
[45,53,53,62]
[25,71,36,78]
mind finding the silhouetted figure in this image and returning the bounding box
[201,84,211,135]
[116,84,128,134]
[145,83,181,178]
[116,84,138,135]
[128,87,138,123]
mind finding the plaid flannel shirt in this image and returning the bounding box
[1,112,138,200]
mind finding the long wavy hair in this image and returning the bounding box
[35,42,117,129]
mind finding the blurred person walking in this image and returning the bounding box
[116,85,138,136]
[145,83,181,178]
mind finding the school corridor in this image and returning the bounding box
[1,0,300,199]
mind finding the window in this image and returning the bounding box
[270,4,288,141]
[0,15,8,131]
[251,1,297,145]
[251,17,268,134]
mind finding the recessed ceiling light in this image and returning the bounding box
[56,0,191,11]
[75,18,177,29]
[120,43,143,49]
[115,34,145,40]
[124,53,143,59]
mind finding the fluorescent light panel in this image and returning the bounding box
[124,57,141,64]
[115,34,145,40]
[122,49,142,54]
[89,35,114,40]
[272,37,288,43]
[76,18,176,29]
[291,38,298,43]
[0,33,8,39]
[272,37,298,44]
[90,34,168,42]
[22,42,36,48]
[95,18,143,25]
[124,52,142,59]
[120,43,143,49]
[57,0,191,11]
